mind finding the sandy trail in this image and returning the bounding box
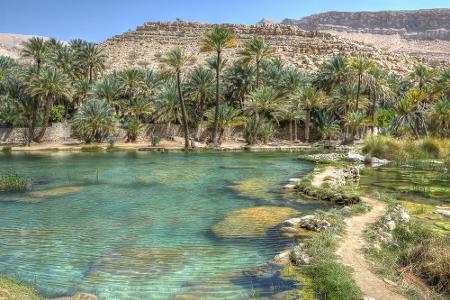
[312,168,407,300]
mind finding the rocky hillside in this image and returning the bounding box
[282,9,450,41]
[100,20,413,74]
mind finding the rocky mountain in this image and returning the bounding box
[282,9,450,41]
[100,20,414,74]
[0,33,36,59]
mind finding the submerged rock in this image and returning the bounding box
[347,152,366,162]
[280,226,299,233]
[51,293,98,300]
[212,206,297,238]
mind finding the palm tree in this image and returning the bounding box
[21,37,48,146]
[366,67,393,135]
[391,89,427,139]
[296,84,326,142]
[78,43,106,83]
[200,26,236,145]
[204,104,245,143]
[239,36,274,88]
[28,68,73,142]
[187,66,214,140]
[154,80,180,133]
[410,64,431,90]
[344,111,368,142]
[316,111,341,141]
[94,76,121,112]
[430,99,450,137]
[117,68,146,99]
[244,86,283,144]
[224,63,255,109]
[72,99,115,143]
[314,54,349,92]
[126,95,154,119]
[161,48,190,149]
[350,55,374,111]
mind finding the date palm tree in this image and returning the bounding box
[72,99,115,143]
[161,48,190,149]
[28,68,73,142]
[239,36,274,88]
[244,86,283,144]
[117,68,146,99]
[314,54,349,93]
[223,63,255,109]
[205,104,245,143]
[94,76,121,114]
[344,111,368,142]
[22,37,48,146]
[430,99,450,137]
[296,84,326,142]
[200,27,236,146]
[410,63,432,90]
[350,55,374,111]
[78,43,106,83]
[187,66,214,140]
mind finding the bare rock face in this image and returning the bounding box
[100,20,414,74]
[282,9,450,41]
[281,9,450,62]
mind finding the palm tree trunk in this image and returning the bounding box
[34,95,54,142]
[89,66,93,84]
[212,50,221,146]
[370,90,376,135]
[304,109,311,143]
[196,95,205,141]
[256,60,260,88]
[294,120,298,141]
[251,112,264,145]
[176,72,190,149]
[289,119,293,144]
[28,61,41,146]
[356,73,361,111]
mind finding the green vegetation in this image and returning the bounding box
[362,136,450,161]
[0,29,447,149]
[299,207,364,300]
[1,146,12,153]
[0,170,32,192]
[80,145,103,152]
[0,275,43,300]
[365,201,450,298]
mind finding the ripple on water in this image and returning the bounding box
[0,152,317,299]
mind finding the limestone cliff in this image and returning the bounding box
[101,20,413,74]
[282,9,450,41]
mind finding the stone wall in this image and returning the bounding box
[0,123,73,145]
[100,20,413,74]
[0,122,309,145]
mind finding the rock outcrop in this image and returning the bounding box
[100,20,414,74]
[283,9,450,41]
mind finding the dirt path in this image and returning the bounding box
[336,196,407,300]
[311,166,337,188]
[312,169,407,300]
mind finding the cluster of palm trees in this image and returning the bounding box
[0,27,449,149]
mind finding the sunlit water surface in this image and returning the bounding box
[0,151,320,299]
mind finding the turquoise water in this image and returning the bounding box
[0,151,319,299]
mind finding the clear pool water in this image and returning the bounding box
[0,151,319,299]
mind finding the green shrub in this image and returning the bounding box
[50,105,65,123]
[0,171,32,192]
[304,259,361,300]
[80,145,102,152]
[362,136,406,161]
[1,146,12,153]
[420,137,446,158]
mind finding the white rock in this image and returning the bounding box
[371,157,390,167]
[280,226,299,233]
[273,249,291,260]
[284,218,302,226]
[362,297,376,300]
[435,209,450,217]
[283,184,296,189]
[347,152,366,162]
[288,178,301,183]
[399,211,411,222]
[386,220,396,231]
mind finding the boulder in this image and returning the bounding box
[280,226,299,233]
[299,215,330,231]
[371,156,390,167]
[283,184,296,189]
[347,152,366,162]
[435,209,450,217]
[283,217,302,227]
[288,178,301,183]
[289,244,311,265]
[386,220,396,231]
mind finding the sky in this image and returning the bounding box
[1,0,449,42]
